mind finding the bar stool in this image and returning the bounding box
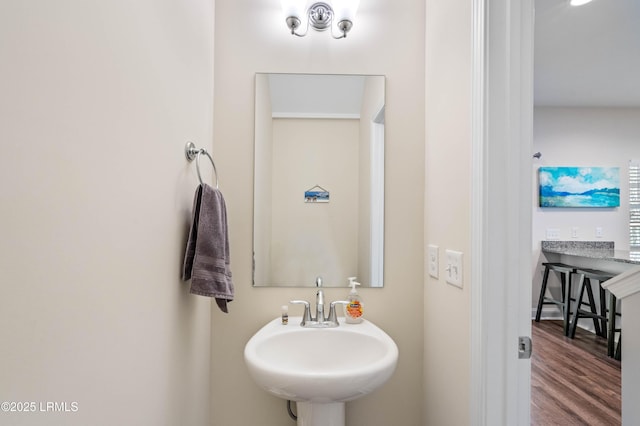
[535,262,577,336]
[568,268,615,340]
[607,291,622,360]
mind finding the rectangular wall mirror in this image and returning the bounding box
[253,73,385,287]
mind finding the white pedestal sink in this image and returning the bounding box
[244,316,398,426]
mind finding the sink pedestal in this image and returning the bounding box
[296,401,345,426]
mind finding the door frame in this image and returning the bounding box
[470,1,534,424]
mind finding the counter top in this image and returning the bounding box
[541,240,640,265]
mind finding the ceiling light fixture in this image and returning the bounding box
[280,0,360,39]
[570,0,594,6]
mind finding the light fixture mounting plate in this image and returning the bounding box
[308,2,333,31]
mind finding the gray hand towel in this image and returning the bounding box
[182,183,234,313]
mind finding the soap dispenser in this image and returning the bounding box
[344,277,364,324]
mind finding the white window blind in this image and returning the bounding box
[630,161,640,249]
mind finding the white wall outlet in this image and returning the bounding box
[546,228,560,240]
[445,249,463,288]
[571,227,579,239]
[596,227,603,238]
[428,244,439,279]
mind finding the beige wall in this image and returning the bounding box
[424,0,472,425]
[0,1,213,425]
[212,0,425,424]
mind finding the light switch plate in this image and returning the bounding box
[428,245,439,279]
[445,249,463,288]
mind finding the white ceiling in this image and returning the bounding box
[534,0,640,107]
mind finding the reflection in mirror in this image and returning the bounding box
[253,73,385,288]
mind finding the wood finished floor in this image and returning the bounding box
[531,320,621,426]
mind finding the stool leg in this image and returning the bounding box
[568,275,586,339]
[535,266,551,322]
[599,284,607,339]
[563,272,573,336]
[583,278,602,336]
[607,292,617,358]
[615,336,621,361]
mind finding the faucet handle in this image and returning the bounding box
[289,300,312,326]
[327,300,350,325]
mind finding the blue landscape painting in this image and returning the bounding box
[539,167,620,208]
[304,190,330,203]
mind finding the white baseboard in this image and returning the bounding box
[530,307,562,320]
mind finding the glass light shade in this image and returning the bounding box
[332,0,360,23]
[280,0,306,18]
[570,0,593,6]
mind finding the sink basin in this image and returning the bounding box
[244,316,398,406]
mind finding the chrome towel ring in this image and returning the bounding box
[185,141,219,189]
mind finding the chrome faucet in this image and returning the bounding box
[289,276,349,327]
[315,276,325,323]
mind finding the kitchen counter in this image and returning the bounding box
[541,241,640,265]
[541,241,640,274]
